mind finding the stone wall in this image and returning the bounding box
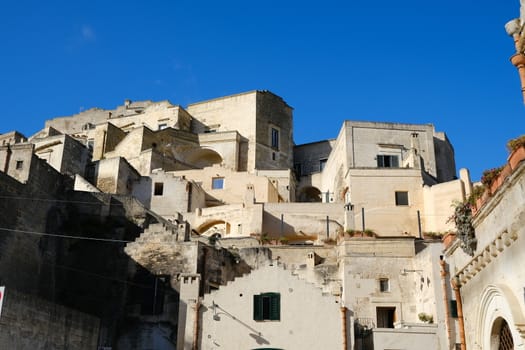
[0,289,99,349]
[255,91,294,170]
[263,202,345,240]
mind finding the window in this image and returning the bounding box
[450,300,458,318]
[158,123,168,130]
[271,128,279,150]
[15,160,23,170]
[253,292,280,321]
[498,319,514,350]
[377,155,399,168]
[395,191,409,206]
[377,307,396,328]
[154,182,164,196]
[87,139,94,151]
[212,177,224,189]
[294,163,302,177]
[379,278,390,292]
[319,158,328,171]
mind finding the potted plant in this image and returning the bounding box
[507,135,525,170]
[481,166,504,195]
[418,312,434,324]
[442,231,457,248]
[468,184,486,214]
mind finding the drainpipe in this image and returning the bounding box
[341,306,347,350]
[451,278,466,350]
[192,299,201,350]
[439,258,452,349]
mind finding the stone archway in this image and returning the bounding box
[297,186,322,202]
[477,285,525,349]
[182,148,223,168]
[196,220,231,237]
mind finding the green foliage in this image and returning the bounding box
[423,232,444,239]
[467,185,486,205]
[507,134,525,152]
[345,229,376,237]
[448,201,477,256]
[481,166,503,186]
[278,236,289,244]
[418,312,434,323]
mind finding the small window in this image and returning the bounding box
[379,278,390,292]
[154,182,164,196]
[15,160,23,170]
[271,128,279,150]
[319,158,327,171]
[377,155,399,168]
[450,300,458,318]
[395,191,409,206]
[294,163,302,177]
[212,177,224,189]
[87,139,94,151]
[158,123,168,130]
[254,293,280,321]
[272,152,276,161]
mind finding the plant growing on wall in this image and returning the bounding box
[448,201,477,256]
[418,312,434,323]
[481,167,503,187]
[467,185,486,205]
[507,134,525,152]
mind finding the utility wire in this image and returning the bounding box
[0,227,132,243]
[0,194,125,206]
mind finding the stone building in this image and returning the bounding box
[0,89,490,349]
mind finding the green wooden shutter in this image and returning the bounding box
[269,293,280,321]
[253,294,263,320]
[450,300,458,318]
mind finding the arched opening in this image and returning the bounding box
[297,186,322,202]
[490,317,514,350]
[197,220,231,237]
[183,148,223,168]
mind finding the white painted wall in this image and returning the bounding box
[198,263,345,350]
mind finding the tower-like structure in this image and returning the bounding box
[505,1,525,103]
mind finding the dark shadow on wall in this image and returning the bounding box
[0,181,180,349]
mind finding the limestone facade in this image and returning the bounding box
[0,89,481,349]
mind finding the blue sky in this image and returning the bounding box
[0,1,523,180]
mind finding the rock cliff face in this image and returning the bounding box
[0,168,179,348]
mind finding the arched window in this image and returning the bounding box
[491,318,514,350]
[498,320,514,350]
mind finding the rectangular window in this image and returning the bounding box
[377,155,399,168]
[15,160,23,170]
[377,307,396,328]
[450,300,458,318]
[212,177,224,189]
[395,191,409,206]
[379,278,390,292]
[154,182,164,196]
[158,123,168,130]
[254,292,280,321]
[319,158,328,171]
[271,128,279,150]
[294,163,302,177]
